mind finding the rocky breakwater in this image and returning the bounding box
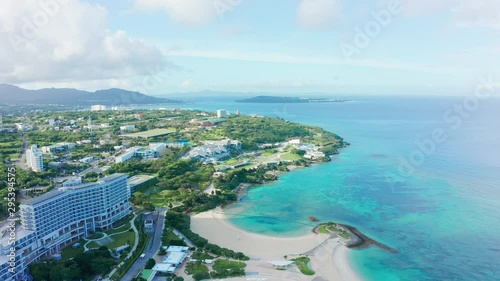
[314,222,398,254]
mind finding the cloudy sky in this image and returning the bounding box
[1,0,499,95]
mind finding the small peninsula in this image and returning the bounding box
[236,95,349,103]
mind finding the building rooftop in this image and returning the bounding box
[20,189,65,206]
[166,246,189,252]
[163,251,187,265]
[152,263,175,273]
[140,269,157,280]
[21,173,127,206]
[0,226,35,247]
[128,175,156,187]
[143,212,157,222]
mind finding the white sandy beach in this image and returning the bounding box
[191,208,363,281]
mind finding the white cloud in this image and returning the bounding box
[0,0,169,86]
[135,0,221,26]
[400,0,453,17]
[452,0,500,29]
[296,0,343,30]
[377,0,455,17]
[181,79,193,88]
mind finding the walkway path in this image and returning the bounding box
[172,228,195,247]
[104,213,139,280]
[83,221,135,251]
[203,181,214,195]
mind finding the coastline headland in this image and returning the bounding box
[314,222,398,253]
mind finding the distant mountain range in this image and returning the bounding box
[0,84,180,106]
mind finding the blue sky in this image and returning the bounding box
[1,0,499,95]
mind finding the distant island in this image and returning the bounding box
[236,96,349,103]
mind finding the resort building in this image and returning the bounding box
[115,143,166,164]
[304,151,326,160]
[190,118,226,127]
[148,143,167,154]
[41,142,76,154]
[76,139,92,145]
[120,125,135,131]
[143,212,157,232]
[153,246,190,274]
[217,109,227,118]
[26,145,44,172]
[183,139,242,164]
[79,156,94,164]
[115,148,137,163]
[204,139,242,150]
[15,123,33,131]
[182,144,230,163]
[165,140,189,148]
[0,227,39,281]
[128,175,156,195]
[62,177,83,187]
[0,174,131,280]
[90,105,107,111]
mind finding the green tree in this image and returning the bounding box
[145,258,156,269]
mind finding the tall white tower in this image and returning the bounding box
[26,145,44,172]
[87,117,92,132]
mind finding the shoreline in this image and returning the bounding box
[191,207,364,281]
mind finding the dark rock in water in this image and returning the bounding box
[309,216,319,222]
[342,224,399,254]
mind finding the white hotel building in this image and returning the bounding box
[0,174,131,280]
[26,145,43,172]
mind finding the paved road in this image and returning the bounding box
[120,208,167,280]
[17,133,28,170]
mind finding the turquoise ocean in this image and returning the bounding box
[148,95,500,280]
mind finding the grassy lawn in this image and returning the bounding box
[212,259,246,271]
[280,152,301,161]
[61,243,84,260]
[292,257,315,275]
[149,189,190,207]
[149,193,168,207]
[86,241,99,249]
[261,150,277,157]
[224,158,240,165]
[318,225,330,234]
[186,263,209,275]
[123,128,175,138]
[107,230,136,249]
[87,232,105,240]
[318,223,349,238]
[9,154,20,161]
[232,163,254,171]
[112,214,134,227]
[107,222,131,235]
